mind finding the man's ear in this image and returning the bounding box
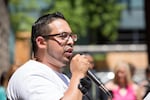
[36,36,47,49]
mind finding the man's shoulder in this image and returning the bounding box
[9,60,51,82]
[14,60,51,73]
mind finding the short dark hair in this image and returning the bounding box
[31,12,66,55]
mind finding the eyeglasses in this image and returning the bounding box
[41,32,77,42]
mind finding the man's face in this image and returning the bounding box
[44,19,75,70]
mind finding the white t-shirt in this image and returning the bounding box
[7,60,70,100]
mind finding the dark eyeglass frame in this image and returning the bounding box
[41,32,77,42]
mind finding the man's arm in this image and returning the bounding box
[61,54,91,100]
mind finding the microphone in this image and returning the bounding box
[87,70,112,99]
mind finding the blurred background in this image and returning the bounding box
[0,0,150,84]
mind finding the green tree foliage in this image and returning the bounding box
[9,0,51,33]
[46,0,124,43]
[9,0,124,43]
[44,0,88,36]
[83,0,124,42]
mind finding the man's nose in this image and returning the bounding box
[67,36,74,45]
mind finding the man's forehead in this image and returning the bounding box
[48,19,72,33]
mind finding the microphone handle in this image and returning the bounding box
[87,70,112,99]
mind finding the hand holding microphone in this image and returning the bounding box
[70,54,91,77]
[70,54,112,98]
[81,53,112,98]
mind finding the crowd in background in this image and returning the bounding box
[0,54,150,100]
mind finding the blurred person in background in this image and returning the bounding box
[83,52,108,100]
[128,63,136,80]
[79,53,94,100]
[128,63,139,84]
[139,66,150,99]
[83,53,95,71]
[3,64,19,88]
[105,61,142,100]
[0,72,7,100]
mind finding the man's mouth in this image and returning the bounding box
[64,47,73,58]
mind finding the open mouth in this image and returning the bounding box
[64,47,73,58]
